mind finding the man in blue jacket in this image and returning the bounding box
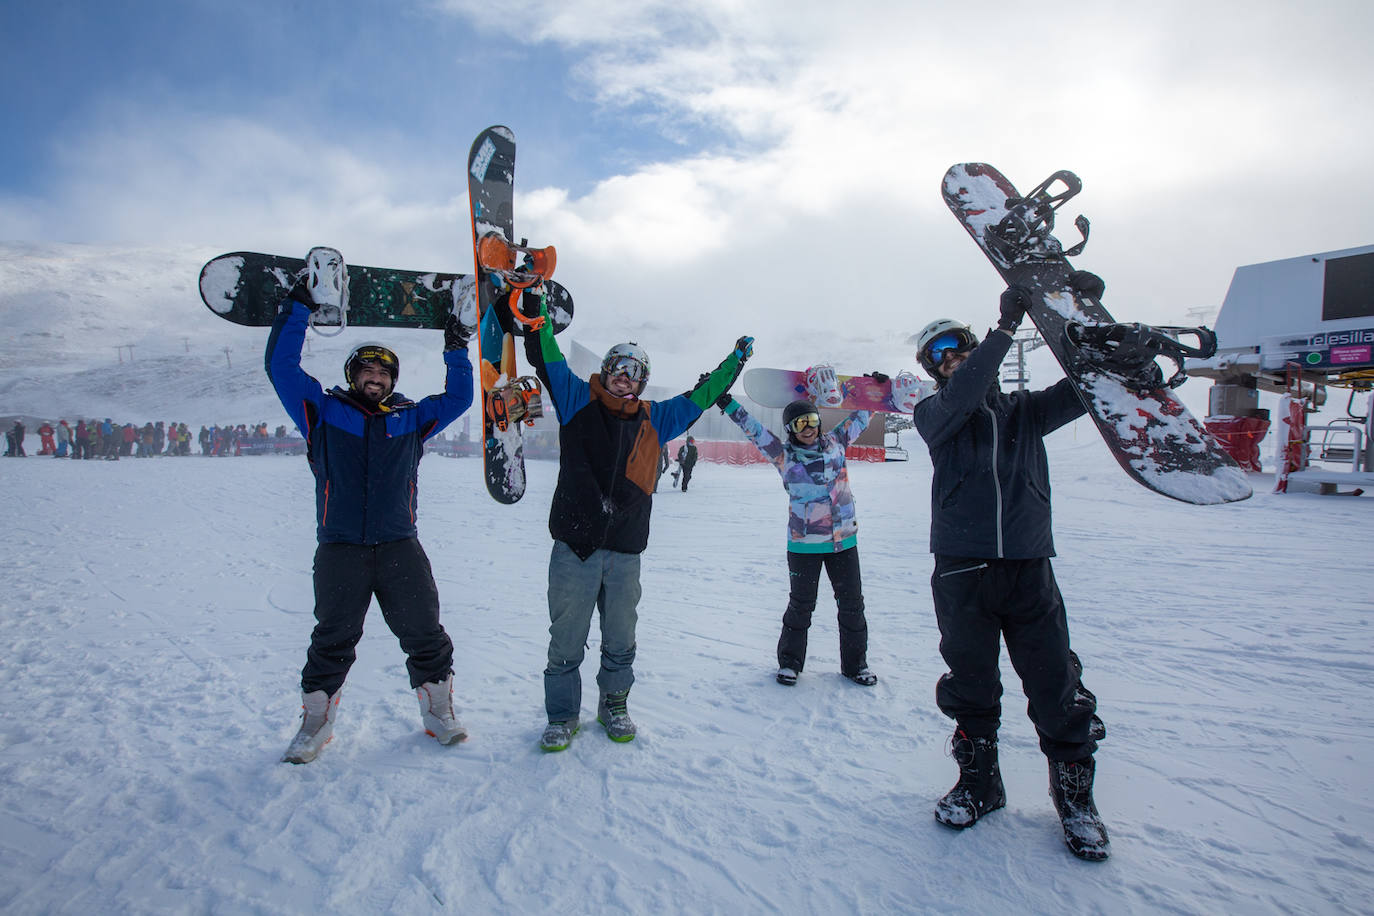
[913,274,1110,861]
[265,247,475,764]
[522,293,752,752]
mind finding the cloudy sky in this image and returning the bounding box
[3,0,1371,378]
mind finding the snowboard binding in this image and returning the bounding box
[985,171,1090,268]
[1063,321,1217,393]
[477,232,556,290]
[300,246,350,337]
[486,376,543,431]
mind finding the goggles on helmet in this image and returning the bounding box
[604,356,648,383]
[787,412,821,434]
[925,331,975,365]
[352,346,398,373]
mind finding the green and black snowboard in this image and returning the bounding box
[199,251,572,333]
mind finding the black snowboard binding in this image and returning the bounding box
[1062,321,1217,394]
[985,170,1090,267]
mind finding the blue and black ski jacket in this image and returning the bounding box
[265,300,473,545]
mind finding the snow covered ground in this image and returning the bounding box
[1,430,1370,914]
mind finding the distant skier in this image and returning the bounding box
[265,247,475,764]
[55,419,72,458]
[522,291,752,752]
[719,396,878,687]
[912,275,1110,861]
[654,443,670,493]
[676,436,699,491]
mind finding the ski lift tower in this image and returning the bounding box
[1187,244,1374,493]
[1001,328,1047,391]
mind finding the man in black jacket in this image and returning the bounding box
[523,297,751,752]
[913,274,1110,861]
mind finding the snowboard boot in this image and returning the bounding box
[597,689,637,743]
[540,718,580,753]
[416,674,468,746]
[1049,757,1110,860]
[934,728,1006,829]
[303,246,349,313]
[845,667,878,687]
[282,688,340,764]
[776,667,799,686]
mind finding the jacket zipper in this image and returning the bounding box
[983,402,1003,558]
[938,562,989,578]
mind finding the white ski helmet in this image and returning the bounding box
[601,342,650,394]
[916,319,978,376]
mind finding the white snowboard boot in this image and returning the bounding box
[282,689,340,764]
[417,674,468,746]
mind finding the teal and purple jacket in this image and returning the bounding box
[724,400,870,554]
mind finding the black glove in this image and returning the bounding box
[716,391,734,412]
[287,275,319,313]
[1069,270,1105,301]
[998,286,1031,332]
[866,371,890,383]
[444,313,472,351]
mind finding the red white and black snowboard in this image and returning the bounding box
[743,365,930,413]
[942,163,1251,505]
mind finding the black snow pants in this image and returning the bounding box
[302,538,454,695]
[779,546,868,677]
[930,555,1097,761]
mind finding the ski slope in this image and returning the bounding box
[1,434,1370,914]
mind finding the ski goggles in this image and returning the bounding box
[604,356,648,383]
[787,412,821,434]
[926,331,975,364]
[352,346,398,372]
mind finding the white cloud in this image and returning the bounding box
[6,0,1373,383]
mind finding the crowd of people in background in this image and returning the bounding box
[4,418,301,459]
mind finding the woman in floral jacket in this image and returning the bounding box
[719,396,877,687]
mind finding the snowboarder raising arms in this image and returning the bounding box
[265,247,476,764]
[912,275,1109,860]
[718,395,878,687]
[522,292,753,751]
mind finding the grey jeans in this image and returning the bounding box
[544,541,641,721]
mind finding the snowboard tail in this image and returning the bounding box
[941,163,1250,505]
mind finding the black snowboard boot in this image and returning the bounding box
[934,729,1006,829]
[1048,756,1110,861]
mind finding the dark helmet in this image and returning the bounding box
[344,342,400,388]
[916,319,978,377]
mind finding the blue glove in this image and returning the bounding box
[734,336,754,362]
